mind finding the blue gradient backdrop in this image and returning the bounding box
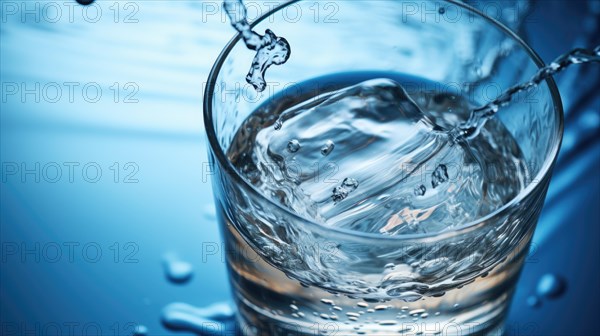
[1,1,598,335]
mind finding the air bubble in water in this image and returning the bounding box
[414,185,426,196]
[409,309,426,316]
[332,178,359,203]
[132,325,148,336]
[536,274,567,299]
[431,164,449,188]
[163,254,194,284]
[321,140,335,156]
[287,139,301,153]
[379,320,397,326]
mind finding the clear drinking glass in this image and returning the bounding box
[204,1,563,335]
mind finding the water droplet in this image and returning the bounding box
[131,324,148,336]
[384,263,395,269]
[346,312,360,318]
[321,140,335,156]
[163,254,194,284]
[287,139,301,153]
[536,274,567,299]
[527,295,541,308]
[333,306,343,311]
[290,304,299,311]
[414,184,426,196]
[76,0,95,5]
[132,325,148,336]
[320,313,330,320]
[438,7,446,14]
[357,302,369,308]
[431,164,449,188]
[321,299,335,305]
[161,302,235,334]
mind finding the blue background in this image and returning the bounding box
[1,1,598,335]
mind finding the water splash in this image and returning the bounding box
[161,302,235,334]
[223,0,291,92]
[162,253,194,284]
[453,46,600,140]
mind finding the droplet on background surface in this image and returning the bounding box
[203,204,216,220]
[536,273,567,299]
[132,325,148,336]
[163,253,194,284]
[527,295,541,308]
[161,302,235,334]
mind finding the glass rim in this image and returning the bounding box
[203,0,564,242]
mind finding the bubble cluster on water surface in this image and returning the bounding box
[431,164,449,189]
[283,299,462,335]
[414,185,427,196]
[332,178,359,203]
